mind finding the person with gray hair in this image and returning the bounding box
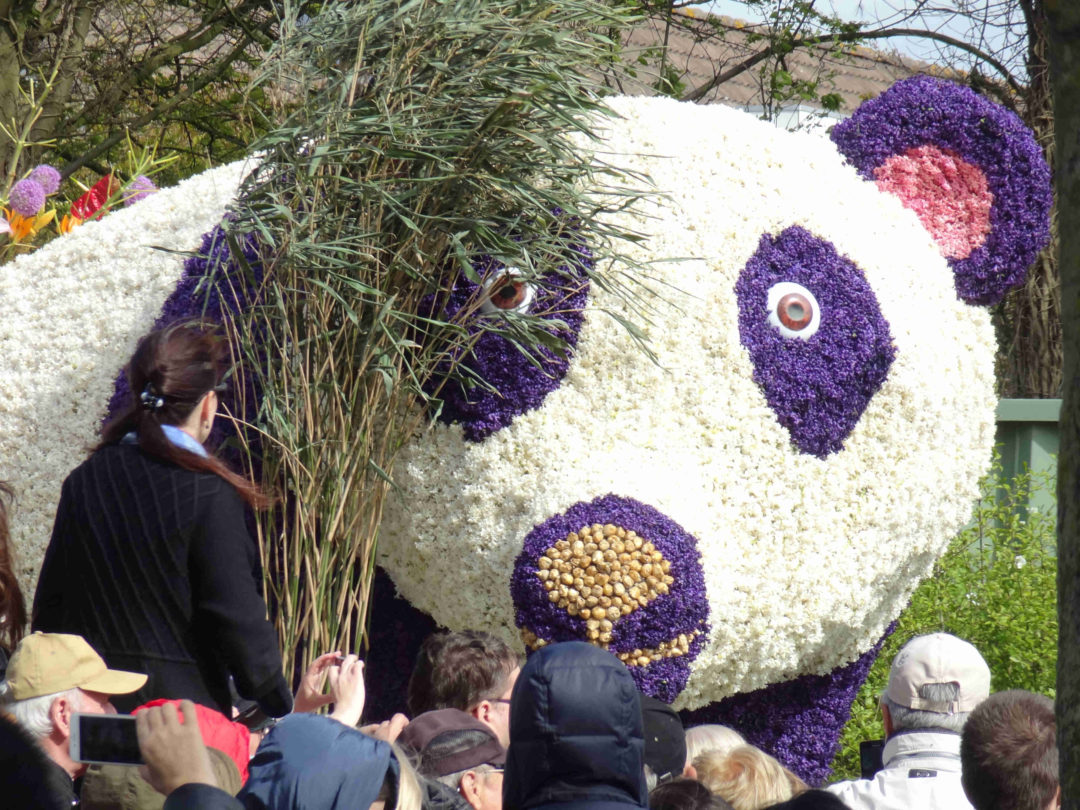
[826,632,991,810]
[1,632,146,807]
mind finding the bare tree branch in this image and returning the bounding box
[78,0,270,126]
[856,26,1024,92]
[59,29,255,177]
[684,20,1024,103]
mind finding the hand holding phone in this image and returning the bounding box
[71,713,143,765]
[136,700,218,796]
[293,650,343,714]
[328,654,366,728]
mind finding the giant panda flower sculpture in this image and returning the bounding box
[0,78,1050,782]
[380,79,1049,714]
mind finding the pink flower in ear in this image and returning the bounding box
[874,145,993,260]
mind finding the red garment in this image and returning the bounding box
[134,699,251,783]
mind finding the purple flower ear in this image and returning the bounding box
[831,76,1051,306]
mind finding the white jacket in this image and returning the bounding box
[825,730,973,810]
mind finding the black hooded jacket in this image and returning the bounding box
[503,641,648,810]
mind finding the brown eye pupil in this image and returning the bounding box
[778,292,813,330]
[491,276,527,310]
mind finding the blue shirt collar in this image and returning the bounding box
[122,424,208,458]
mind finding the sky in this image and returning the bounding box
[703,1,1028,82]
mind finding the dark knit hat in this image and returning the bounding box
[766,789,850,810]
[641,694,687,784]
[398,709,506,778]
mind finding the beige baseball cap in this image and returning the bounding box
[886,632,991,713]
[6,633,147,701]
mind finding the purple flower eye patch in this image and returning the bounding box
[735,226,896,459]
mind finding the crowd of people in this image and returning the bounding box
[0,627,1060,810]
[0,323,1062,809]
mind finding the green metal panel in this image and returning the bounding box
[995,398,1060,519]
[997,398,1062,423]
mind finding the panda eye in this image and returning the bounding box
[778,293,812,329]
[767,282,820,340]
[481,268,534,314]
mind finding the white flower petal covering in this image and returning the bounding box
[0,97,996,711]
[0,160,249,590]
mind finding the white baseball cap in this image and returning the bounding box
[886,633,990,713]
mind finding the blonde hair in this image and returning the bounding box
[784,766,808,796]
[685,724,746,764]
[391,742,424,810]
[694,744,794,810]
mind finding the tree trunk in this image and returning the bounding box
[1049,0,1080,804]
[28,2,97,157]
[997,1,1061,398]
[0,12,26,180]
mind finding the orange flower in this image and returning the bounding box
[5,208,57,242]
[6,210,34,242]
[59,213,82,234]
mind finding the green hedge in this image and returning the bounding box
[830,457,1058,780]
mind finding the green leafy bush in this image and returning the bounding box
[830,456,1057,780]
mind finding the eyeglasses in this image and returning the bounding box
[491,698,512,705]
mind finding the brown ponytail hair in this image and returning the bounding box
[99,323,268,509]
[0,482,27,653]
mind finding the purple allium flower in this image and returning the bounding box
[511,494,709,702]
[736,226,896,458]
[27,164,61,195]
[9,178,45,216]
[421,239,592,441]
[124,175,157,206]
[831,75,1052,305]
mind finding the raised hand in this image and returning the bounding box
[137,699,216,796]
[327,654,366,728]
[293,650,343,714]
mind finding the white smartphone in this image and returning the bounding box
[70,713,144,765]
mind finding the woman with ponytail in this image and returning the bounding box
[32,323,291,718]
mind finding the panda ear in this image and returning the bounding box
[830,76,1051,307]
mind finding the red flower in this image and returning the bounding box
[71,174,120,220]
